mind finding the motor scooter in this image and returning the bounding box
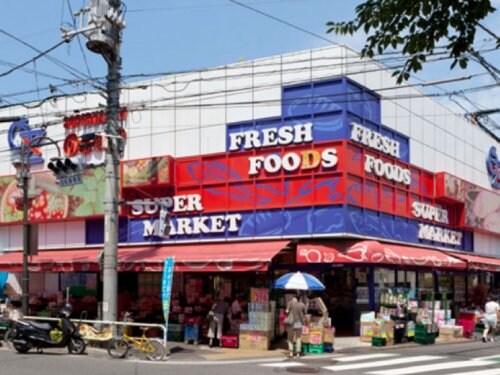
[7,303,86,354]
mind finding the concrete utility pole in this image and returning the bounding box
[88,0,124,323]
[63,0,126,322]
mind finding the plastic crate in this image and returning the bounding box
[324,343,334,353]
[167,330,184,342]
[371,337,386,347]
[307,343,325,354]
[415,333,436,345]
[221,335,239,348]
[184,325,200,342]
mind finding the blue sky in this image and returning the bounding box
[0,0,499,134]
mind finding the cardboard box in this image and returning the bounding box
[360,322,374,342]
[323,327,335,343]
[239,330,271,351]
[309,330,323,345]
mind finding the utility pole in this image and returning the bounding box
[62,0,125,322]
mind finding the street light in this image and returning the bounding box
[12,135,61,315]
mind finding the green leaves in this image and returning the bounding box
[326,0,496,83]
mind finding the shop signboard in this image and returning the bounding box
[7,117,46,165]
[162,257,175,328]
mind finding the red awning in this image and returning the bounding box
[0,240,289,273]
[0,249,101,272]
[297,240,466,270]
[446,252,500,272]
[118,240,289,272]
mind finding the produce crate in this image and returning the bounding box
[415,332,436,345]
[184,325,200,343]
[371,337,386,347]
[324,343,334,353]
[221,334,239,348]
[307,343,325,354]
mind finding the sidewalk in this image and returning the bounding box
[156,335,474,363]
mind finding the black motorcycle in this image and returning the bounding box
[7,303,86,354]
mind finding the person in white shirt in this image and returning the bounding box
[483,295,500,343]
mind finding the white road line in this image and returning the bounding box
[323,355,442,371]
[473,354,500,361]
[261,362,305,368]
[367,360,492,375]
[333,353,400,362]
[447,369,500,375]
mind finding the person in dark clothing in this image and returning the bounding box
[208,296,231,347]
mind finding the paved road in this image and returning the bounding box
[257,342,500,375]
[1,340,500,375]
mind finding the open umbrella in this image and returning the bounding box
[274,271,325,291]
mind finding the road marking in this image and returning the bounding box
[334,353,399,362]
[323,355,442,371]
[473,355,500,362]
[447,370,500,375]
[261,362,305,368]
[367,360,492,375]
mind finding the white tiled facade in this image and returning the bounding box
[0,45,498,254]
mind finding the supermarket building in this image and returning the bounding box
[0,45,498,333]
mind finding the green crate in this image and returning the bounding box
[294,343,308,353]
[415,333,435,345]
[371,337,386,347]
[308,344,325,354]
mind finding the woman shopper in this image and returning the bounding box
[208,296,231,348]
[285,293,307,358]
[482,295,500,343]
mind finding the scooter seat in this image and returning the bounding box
[28,321,53,331]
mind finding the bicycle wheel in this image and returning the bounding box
[107,338,130,359]
[146,339,165,361]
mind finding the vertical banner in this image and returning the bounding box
[162,257,175,329]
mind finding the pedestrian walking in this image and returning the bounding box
[207,295,231,348]
[285,293,307,358]
[482,295,499,343]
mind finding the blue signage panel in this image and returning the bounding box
[86,205,471,251]
[226,77,410,163]
[162,257,175,327]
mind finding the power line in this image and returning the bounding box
[1,45,496,104]
[0,38,68,78]
[228,0,340,46]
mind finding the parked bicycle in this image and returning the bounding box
[107,312,165,361]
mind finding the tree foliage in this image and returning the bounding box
[326,0,497,83]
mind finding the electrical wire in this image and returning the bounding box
[0,38,68,78]
[1,45,496,105]
[228,0,340,46]
[66,0,94,80]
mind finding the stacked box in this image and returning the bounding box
[360,322,374,342]
[239,330,271,350]
[323,327,335,344]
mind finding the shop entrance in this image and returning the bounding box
[323,268,355,336]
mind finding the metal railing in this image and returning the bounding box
[21,315,168,353]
